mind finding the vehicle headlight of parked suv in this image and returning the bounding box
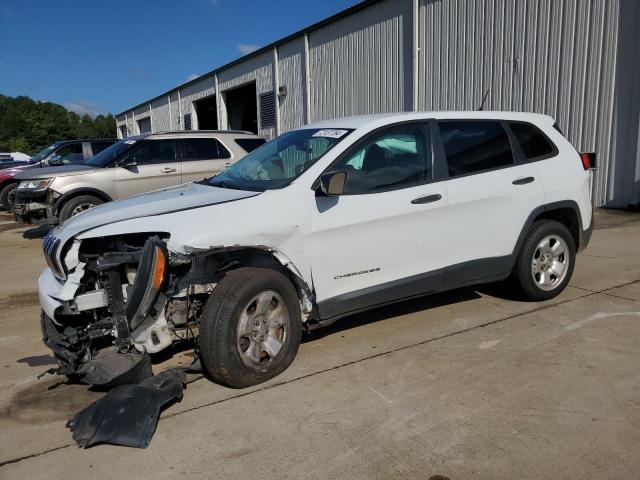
[18,178,54,191]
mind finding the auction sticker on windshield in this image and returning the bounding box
[312,129,349,139]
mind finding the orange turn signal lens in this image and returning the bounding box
[153,246,166,289]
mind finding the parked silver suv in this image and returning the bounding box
[12,131,265,223]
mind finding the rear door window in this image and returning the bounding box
[90,141,114,156]
[508,122,556,160]
[234,138,266,153]
[180,138,230,161]
[438,121,514,177]
[54,143,84,164]
[127,140,178,165]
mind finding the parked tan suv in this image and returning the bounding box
[12,131,265,224]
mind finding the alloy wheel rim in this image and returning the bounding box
[71,202,96,217]
[236,290,288,371]
[531,234,569,291]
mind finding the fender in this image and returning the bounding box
[509,200,592,271]
[181,244,315,321]
[53,188,113,214]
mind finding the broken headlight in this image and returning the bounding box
[125,237,168,331]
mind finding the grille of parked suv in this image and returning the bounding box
[43,231,64,279]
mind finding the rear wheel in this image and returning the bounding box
[512,220,576,301]
[58,195,103,222]
[199,267,302,388]
[0,183,17,211]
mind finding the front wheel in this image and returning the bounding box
[58,195,103,222]
[0,183,17,211]
[512,220,576,301]
[199,267,302,388]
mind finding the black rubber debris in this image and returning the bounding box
[67,368,187,448]
[77,347,153,388]
[22,224,50,239]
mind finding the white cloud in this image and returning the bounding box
[237,43,260,56]
[186,73,200,82]
[65,100,102,118]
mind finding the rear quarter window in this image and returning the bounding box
[181,138,230,161]
[508,122,557,160]
[234,138,266,153]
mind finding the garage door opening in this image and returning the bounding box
[194,95,218,130]
[224,82,258,133]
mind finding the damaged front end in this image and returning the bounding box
[41,233,201,386]
[40,230,314,387]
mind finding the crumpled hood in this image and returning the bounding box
[54,182,260,240]
[15,164,96,180]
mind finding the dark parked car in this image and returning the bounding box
[0,139,116,210]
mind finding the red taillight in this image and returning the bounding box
[580,153,590,170]
[579,152,597,170]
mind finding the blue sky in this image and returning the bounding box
[0,0,360,116]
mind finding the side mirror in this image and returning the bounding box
[319,171,347,196]
[120,156,138,169]
[48,155,62,166]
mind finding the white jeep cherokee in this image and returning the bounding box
[38,111,593,388]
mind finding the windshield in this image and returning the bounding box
[85,139,137,168]
[209,128,352,191]
[30,144,58,163]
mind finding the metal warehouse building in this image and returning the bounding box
[117,0,640,208]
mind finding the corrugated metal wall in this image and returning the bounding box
[169,92,179,130]
[418,0,621,206]
[277,37,307,132]
[608,0,640,208]
[150,96,170,132]
[308,0,413,122]
[115,114,126,139]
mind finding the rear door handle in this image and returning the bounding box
[512,176,535,185]
[411,194,442,204]
[161,167,177,174]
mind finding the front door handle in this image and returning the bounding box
[512,176,535,185]
[161,167,177,174]
[411,194,442,204]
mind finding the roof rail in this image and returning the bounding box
[150,130,257,135]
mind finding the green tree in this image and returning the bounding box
[0,94,116,154]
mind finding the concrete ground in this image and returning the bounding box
[0,209,639,479]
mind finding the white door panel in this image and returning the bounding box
[443,164,545,263]
[115,162,182,199]
[309,183,447,302]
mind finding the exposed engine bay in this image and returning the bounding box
[41,231,313,386]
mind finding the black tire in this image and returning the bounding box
[199,267,302,388]
[0,182,17,211]
[58,195,103,222]
[512,219,576,301]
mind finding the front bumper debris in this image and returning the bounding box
[67,368,186,448]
